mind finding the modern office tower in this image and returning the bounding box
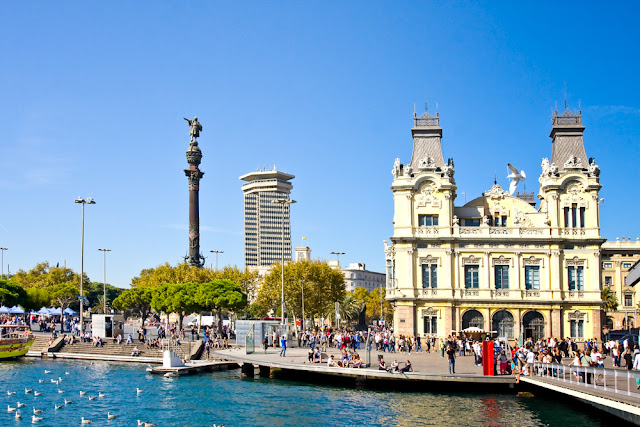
[240,168,295,272]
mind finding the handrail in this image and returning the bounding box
[529,361,640,398]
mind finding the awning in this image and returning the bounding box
[9,306,25,314]
[36,307,50,314]
[48,307,62,315]
[63,308,78,315]
[0,306,10,314]
[461,327,497,334]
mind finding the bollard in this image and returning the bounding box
[240,363,254,378]
[258,365,271,377]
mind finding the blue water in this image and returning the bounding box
[0,359,615,426]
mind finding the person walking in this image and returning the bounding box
[447,345,456,374]
[279,334,287,357]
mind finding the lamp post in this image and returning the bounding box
[209,250,224,270]
[300,279,305,332]
[272,199,296,326]
[75,197,95,332]
[98,249,111,314]
[0,247,7,280]
[330,251,345,268]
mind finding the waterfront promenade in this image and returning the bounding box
[212,345,515,388]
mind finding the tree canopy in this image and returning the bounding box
[11,262,88,290]
[0,280,28,308]
[49,282,79,314]
[350,286,393,325]
[255,260,345,321]
[112,287,155,320]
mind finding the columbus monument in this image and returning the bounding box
[184,116,204,267]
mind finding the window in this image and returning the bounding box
[579,207,586,228]
[418,214,439,226]
[465,218,481,227]
[568,266,584,291]
[604,276,612,286]
[423,316,437,334]
[625,294,633,307]
[623,263,632,268]
[422,264,437,288]
[571,204,577,227]
[564,207,570,227]
[495,265,509,289]
[525,266,540,290]
[464,265,480,289]
[570,320,584,338]
[603,263,612,269]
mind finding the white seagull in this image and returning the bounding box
[136,388,144,395]
[25,388,33,394]
[32,414,43,422]
[34,391,43,397]
[17,402,26,408]
[64,399,73,405]
[38,380,45,383]
[145,423,156,427]
[15,411,22,419]
[57,389,65,394]
[79,391,86,396]
[81,417,92,424]
[98,392,106,398]
[7,390,16,396]
[44,370,51,374]
[88,396,96,401]
[8,405,17,412]
[107,412,117,419]
[33,408,43,414]
[51,379,58,385]
[54,404,64,410]
[506,163,526,195]
[64,372,70,375]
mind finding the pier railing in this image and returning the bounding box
[531,361,640,398]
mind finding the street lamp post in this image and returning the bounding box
[0,247,7,280]
[75,197,96,332]
[330,251,345,268]
[98,249,111,313]
[209,250,224,270]
[300,279,305,332]
[272,199,296,326]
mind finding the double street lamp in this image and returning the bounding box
[330,251,345,268]
[98,249,111,314]
[272,199,296,326]
[209,250,224,270]
[75,197,96,331]
[0,247,7,280]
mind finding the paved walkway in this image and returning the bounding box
[212,345,514,383]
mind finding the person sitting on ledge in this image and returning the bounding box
[352,354,362,368]
[327,355,338,367]
[131,346,141,357]
[378,357,387,371]
[399,360,413,373]
[308,348,314,362]
[313,347,321,363]
[390,359,399,372]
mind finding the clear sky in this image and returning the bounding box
[1,2,638,288]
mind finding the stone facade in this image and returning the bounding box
[601,238,640,330]
[386,106,604,343]
[341,263,386,293]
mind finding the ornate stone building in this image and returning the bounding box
[601,238,640,329]
[385,106,604,342]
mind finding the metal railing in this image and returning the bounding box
[530,361,640,398]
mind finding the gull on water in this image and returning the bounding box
[79,391,86,395]
[33,408,43,414]
[15,411,22,419]
[54,404,63,410]
[7,391,16,396]
[17,402,26,408]
[98,392,106,398]
[25,388,33,394]
[64,399,73,405]
[107,413,117,419]
[65,372,70,375]
[34,391,43,397]
[38,380,45,383]
[32,414,43,423]
[57,389,65,394]
[88,396,96,401]
[7,405,17,412]
[81,417,92,424]
[44,370,51,374]
[136,388,144,394]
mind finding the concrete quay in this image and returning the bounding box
[213,346,515,391]
[148,360,239,375]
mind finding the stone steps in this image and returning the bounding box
[57,341,193,360]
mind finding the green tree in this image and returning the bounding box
[85,282,124,312]
[150,283,199,331]
[602,287,619,312]
[336,293,361,324]
[194,280,247,331]
[131,262,212,288]
[24,288,50,312]
[0,280,28,307]
[11,262,88,290]
[112,287,154,320]
[210,266,260,302]
[256,260,345,323]
[49,282,79,318]
[366,288,393,325]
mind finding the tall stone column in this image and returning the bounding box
[184,117,205,268]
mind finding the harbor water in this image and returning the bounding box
[1,359,615,426]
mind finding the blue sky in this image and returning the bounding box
[1,2,638,288]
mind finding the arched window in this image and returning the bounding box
[492,310,514,338]
[462,310,484,330]
[523,311,545,340]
